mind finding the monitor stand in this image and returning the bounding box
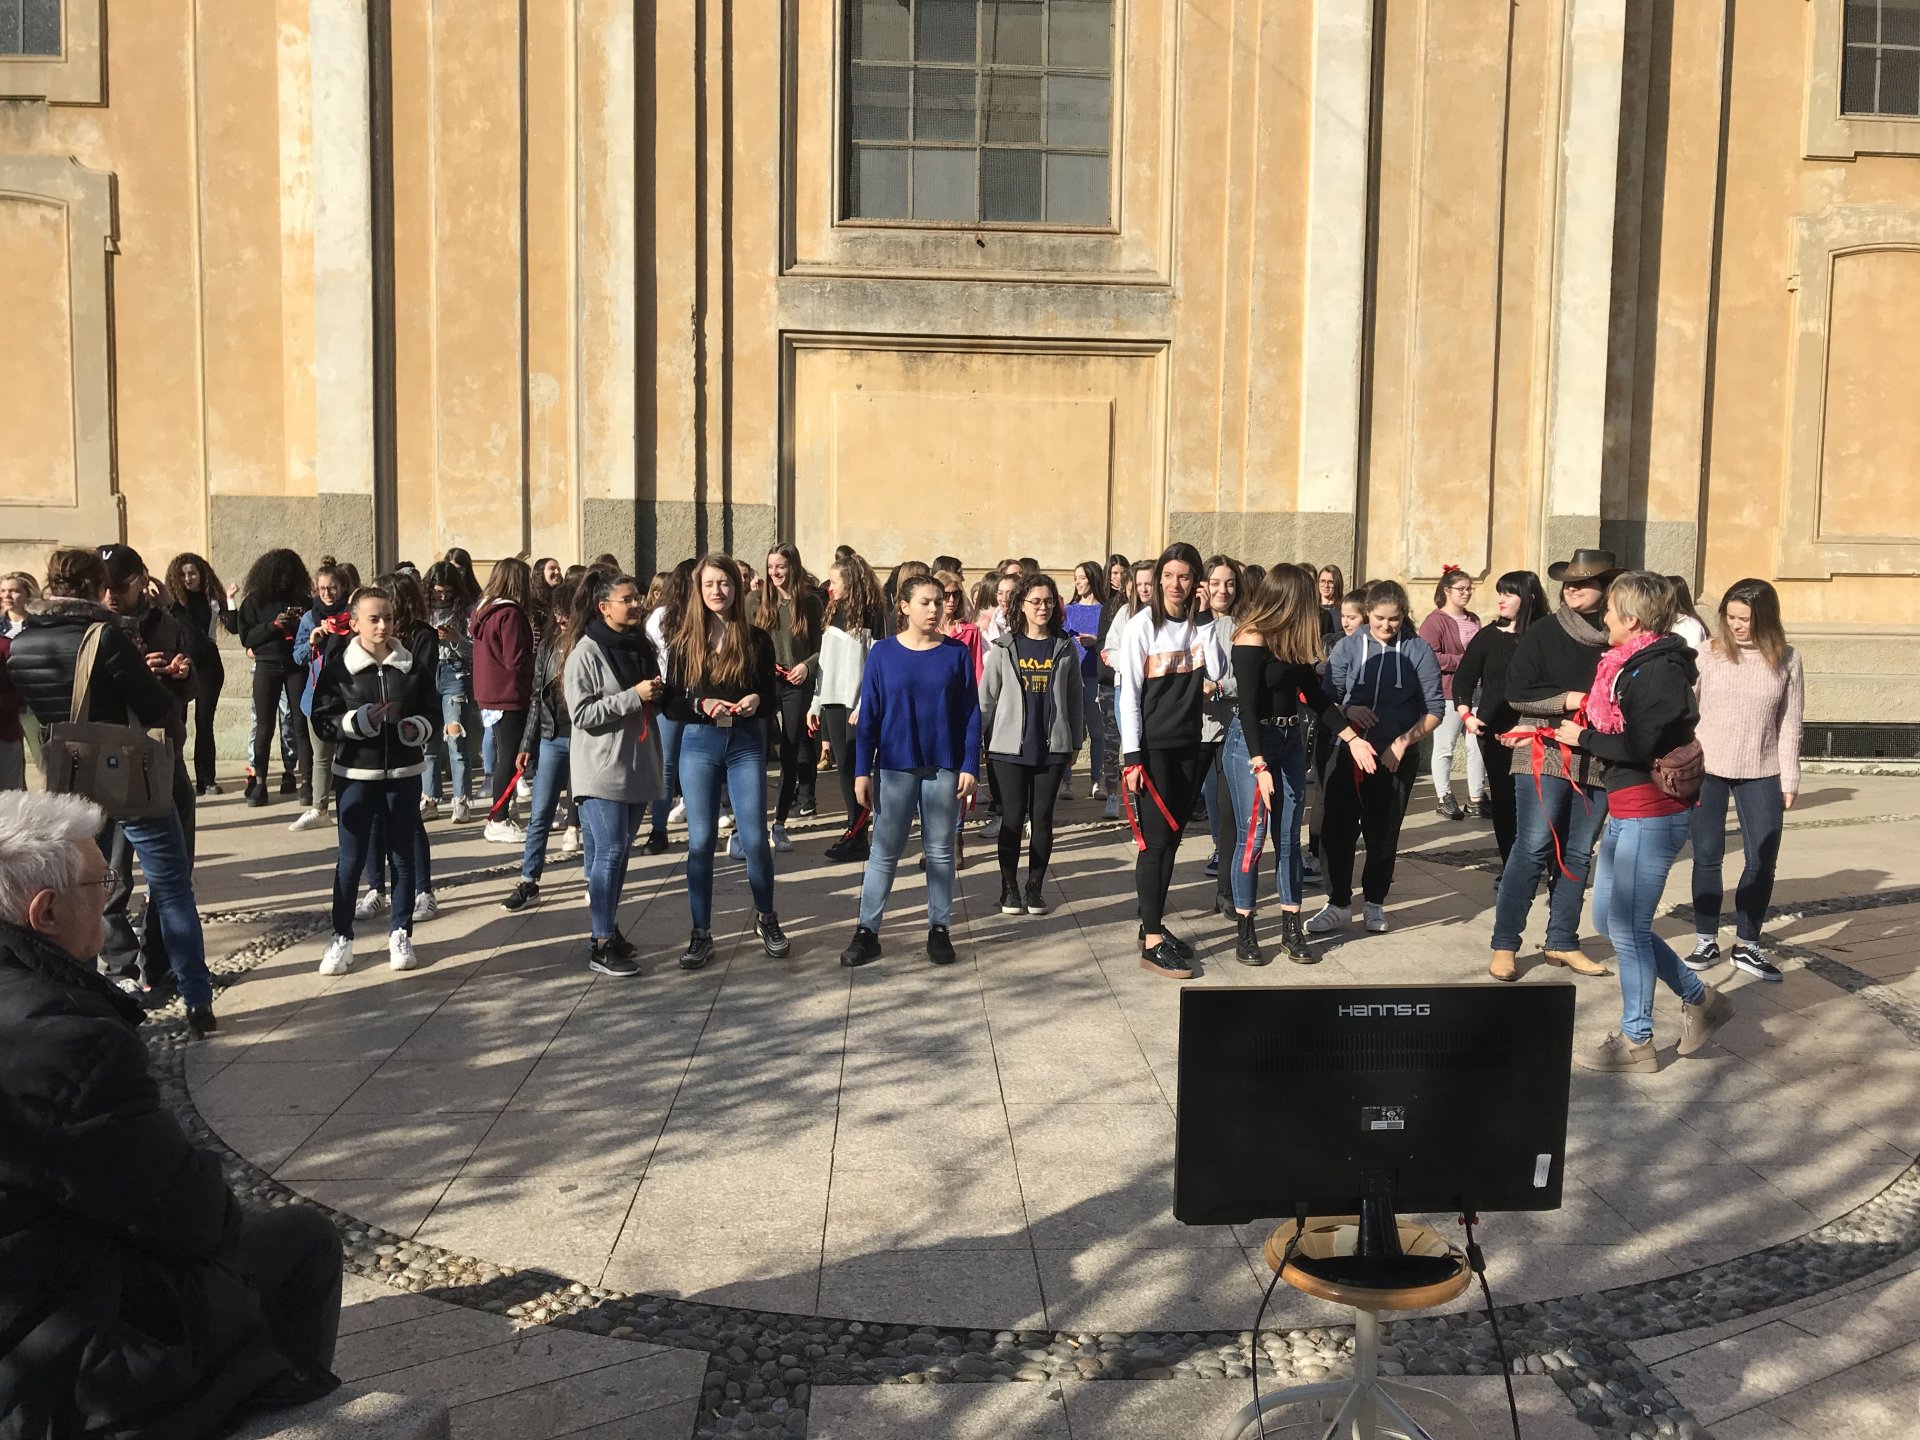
[1288,1184,1460,1291]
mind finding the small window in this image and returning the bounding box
[0,0,62,57]
[1842,0,1920,117]
[844,0,1115,226]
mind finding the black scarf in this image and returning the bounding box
[587,615,655,688]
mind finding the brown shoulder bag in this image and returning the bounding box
[43,624,177,820]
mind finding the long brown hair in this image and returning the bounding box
[375,570,429,642]
[1237,564,1324,664]
[478,556,533,613]
[1202,553,1247,622]
[163,553,224,611]
[1712,577,1789,671]
[829,554,885,632]
[670,554,755,688]
[754,542,818,641]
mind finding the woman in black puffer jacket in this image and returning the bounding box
[309,586,438,978]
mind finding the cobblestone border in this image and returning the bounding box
[151,902,1920,1439]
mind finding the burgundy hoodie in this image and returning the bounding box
[470,599,533,710]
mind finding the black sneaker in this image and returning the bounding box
[608,927,638,961]
[246,785,269,808]
[1730,942,1782,983]
[1684,938,1721,972]
[186,1006,218,1037]
[999,878,1024,915]
[1140,939,1195,980]
[500,880,541,912]
[589,939,642,978]
[825,835,870,863]
[1204,851,1219,878]
[1437,792,1465,820]
[796,792,817,818]
[840,926,883,967]
[679,929,715,970]
[926,925,957,966]
[279,772,299,796]
[756,912,791,959]
[1024,877,1048,916]
[1139,924,1194,961]
[642,830,670,855]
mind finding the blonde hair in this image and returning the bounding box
[1607,570,1677,635]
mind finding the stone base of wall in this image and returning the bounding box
[1166,511,1357,574]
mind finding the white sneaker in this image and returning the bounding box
[317,934,354,975]
[770,825,793,853]
[1306,903,1351,934]
[517,775,532,801]
[718,811,735,836]
[668,800,687,824]
[1102,795,1121,821]
[1091,782,1106,801]
[559,825,581,856]
[289,807,325,832]
[413,892,439,921]
[387,929,419,971]
[484,818,525,845]
[355,887,389,920]
[1364,903,1389,933]
[982,815,1003,840]
[451,796,471,823]
[419,796,440,820]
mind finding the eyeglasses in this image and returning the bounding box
[943,590,962,599]
[1025,596,1054,607]
[66,866,117,894]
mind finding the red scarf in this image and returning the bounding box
[1585,631,1659,734]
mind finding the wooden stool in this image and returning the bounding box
[1217,1217,1482,1440]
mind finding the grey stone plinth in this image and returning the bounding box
[225,1386,450,1440]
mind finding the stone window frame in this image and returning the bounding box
[1780,204,1920,579]
[0,0,104,105]
[0,155,121,548]
[1805,0,1920,159]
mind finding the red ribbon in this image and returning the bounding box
[1498,725,1592,883]
[487,764,527,821]
[1239,785,1268,875]
[1120,765,1180,852]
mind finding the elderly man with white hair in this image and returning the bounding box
[0,791,344,1437]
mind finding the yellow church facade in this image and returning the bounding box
[3,0,1919,729]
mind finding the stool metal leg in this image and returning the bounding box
[1380,1382,1480,1438]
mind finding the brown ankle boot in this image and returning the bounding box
[1489,949,1518,982]
[1544,947,1611,977]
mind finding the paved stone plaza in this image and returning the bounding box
[159,769,1920,1438]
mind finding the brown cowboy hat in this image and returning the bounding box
[1547,548,1620,584]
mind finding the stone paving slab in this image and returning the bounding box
[162,768,1920,1436]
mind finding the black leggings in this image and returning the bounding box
[250,665,311,793]
[821,704,860,829]
[1321,744,1421,908]
[1477,732,1517,866]
[1129,746,1205,935]
[990,759,1066,883]
[189,661,224,789]
[489,709,529,808]
[773,682,816,823]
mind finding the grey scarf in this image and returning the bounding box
[1556,603,1608,648]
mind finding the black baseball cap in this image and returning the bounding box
[99,543,148,586]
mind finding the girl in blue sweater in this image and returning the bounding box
[839,574,981,969]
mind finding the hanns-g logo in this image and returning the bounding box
[1336,1003,1433,1017]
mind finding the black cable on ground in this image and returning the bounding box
[1248,1206,1308,1439]
[1463,1212,1522,1440]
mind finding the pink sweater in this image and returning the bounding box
[1694,641,1805,793]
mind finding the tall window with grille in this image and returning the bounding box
[1843,0,1920,117]
[0,0,61,55]
[844,0,1115,226]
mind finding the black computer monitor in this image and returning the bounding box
[1174,983,1576,1228]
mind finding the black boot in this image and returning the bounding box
[1281,911,1317,965]
[1235,911,1269,967]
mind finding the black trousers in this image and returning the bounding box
[821,704,860,829]
[1477,732,1518,868]
[1130,746,1205,935]
[1307,722,1336,858]
[101,757,196,988]
[236,1205,344,1388]
[989,758,1066,884]
[772,682,817,823]
[250,666,311,795]
[488,709,529,808]
[189,660,224,789]
[1322,744,1421,908]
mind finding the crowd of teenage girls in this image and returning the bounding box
[0,538,1804,1066]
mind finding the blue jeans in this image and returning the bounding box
[577,797,643,940]
[1689,774,1784,943]
[110,809,213,1009]
[520,736,571,882]
[648,713,686,834]
[1490,772,1610,952]
[424,661,471,801]
[334,775,424,938]
[860,768,961,932]
[679,721,775,933]
[1223,718,1309,911]
[1591,810,1702,1043]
